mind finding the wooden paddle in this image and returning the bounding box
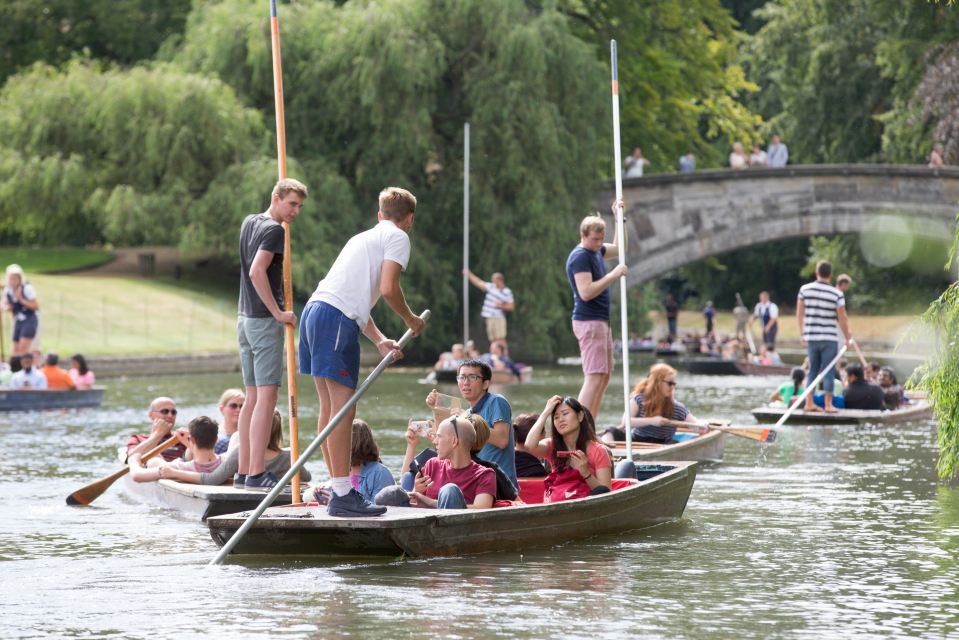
[665,419,777,444]
[66,434,180,505]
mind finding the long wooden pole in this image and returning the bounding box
[610,40,632,459]
[269,0,301,503]
[463,122,470,346]
[210,311,431,565]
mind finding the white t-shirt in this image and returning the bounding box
[3,283,37,321]
[309,219,411,329]
[754,301,779,322]
[481,284,513,319]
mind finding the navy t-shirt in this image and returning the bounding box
[566,245,610,321]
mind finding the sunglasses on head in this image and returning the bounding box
[155,408,177,416]
[449,416,461,439]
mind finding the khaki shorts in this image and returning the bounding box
[485,316,507,341]
[237,315,284,387]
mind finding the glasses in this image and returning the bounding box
[155,408,178,416]
[456,374,485,382]
[449,416,461,439]
[227,402,244,410]
[663,380,677,388]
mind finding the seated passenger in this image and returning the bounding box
[349,419,395,502]
[434,343,465,371]
[878,366,905,410]
[524,395,612,499]
[40,352,74,390]
[765,345,783,365]
[813,375,845,409]
[842,365,885,411]
[10,352,47,389]
[512,413,548,478]
[865,362,881,383]
[771,367,806,405]
[214,388,245,454]
[164,410,312,487]
[128,416,222,482]
[126,397,187,462]
[0,355,20,386]
[68,353,95,389]
[376,416,496,510]
[601,363,699,444]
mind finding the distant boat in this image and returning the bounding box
[207,461,697,558]
[683,357,792,376]
[0,386,105,412]
[607,429,726,463]
[751,400,933,425]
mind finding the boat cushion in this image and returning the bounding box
[671,432,698,442]
[516,477,637,505]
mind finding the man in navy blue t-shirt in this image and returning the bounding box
[565,201,627,421]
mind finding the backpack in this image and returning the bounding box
[543,465,591,503]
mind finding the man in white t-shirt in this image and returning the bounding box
[299,187,425,517]
[752,291,779,348]
[465,269,514,349]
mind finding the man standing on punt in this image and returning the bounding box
[797,260,852,414]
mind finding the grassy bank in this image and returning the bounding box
[0,248,114,273]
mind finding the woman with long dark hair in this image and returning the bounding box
[524,395,611,500]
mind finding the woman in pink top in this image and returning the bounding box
[524,395,612,492]
[68,354,95,389]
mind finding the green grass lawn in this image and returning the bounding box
[0,247,114,273]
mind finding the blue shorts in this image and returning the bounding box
[13,314,38,342]
[299,301,360,389]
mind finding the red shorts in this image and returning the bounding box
[572,320,613,375]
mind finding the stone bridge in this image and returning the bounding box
[593,165,959,285]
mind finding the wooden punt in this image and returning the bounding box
[433,365,533,385]
[207,461,697,558]
[751,400,933,425]
[607,429,726,463]
[683,357,792,376]
[117,449,295,520]
[0,386,105,411]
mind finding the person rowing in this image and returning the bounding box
[600,363,700,445]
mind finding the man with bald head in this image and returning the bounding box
[125,397,187,462]
[376,415,496,510]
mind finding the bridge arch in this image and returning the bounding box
[593,165,959,285]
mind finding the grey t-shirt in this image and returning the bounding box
[238,212,285,318]
[200,446,312,486]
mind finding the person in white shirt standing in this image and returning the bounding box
[300,187,425,517]
[752,291,780,348]
[465,269,514,350]
[797,260,852,413]
[767,134,789,167]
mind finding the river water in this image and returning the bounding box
[1,362,956,639]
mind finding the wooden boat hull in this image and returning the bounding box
[751,400,932,425]
[608,429,726,463]
[0,386,105,411]
[683,358,792,376]
[434,366,533,385]
[207,461,697,558]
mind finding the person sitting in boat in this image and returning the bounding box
[512,413,547,478]
[214,388,245,454]
[163,410,312,487]
[485,341,522,380]
[523,395,612,499]
[842,365,885,411]
[600,363,699,444]
[39,352,74,390]
[0,359,11,386]
[434,343,465,371]
[878,367,905,410]
[10,351,47,389]
[68,354,95,390]
[128,416,222,482]
[126,397,187,463]
[425,359,516,486]
[771,367,806,406]
[865,362,881,383]
[812,375,844,409]
[376,416,496,510]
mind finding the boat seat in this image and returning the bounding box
[671,432,698,442]
[511,477,638,506]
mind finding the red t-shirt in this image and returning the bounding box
[545,440,612,476]
[421,457,496,504]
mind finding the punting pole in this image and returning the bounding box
[209,310,432,565]
[463,122,470,346]
[775,344,849,427]
[269,0,302,502]
[610,40,632,459]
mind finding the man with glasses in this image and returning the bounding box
[426,358,516,486]
[125,397,187,463]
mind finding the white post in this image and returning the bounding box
[463,122,470,346]
[610,40,632,458]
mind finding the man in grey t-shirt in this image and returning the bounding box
[236,178,307,493]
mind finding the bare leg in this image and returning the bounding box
[16,337,31,355]
[824,393,838,413]
[579,372,610,422]
[237,385,257,475]
[248,384,278,476]
[321,377,356,480]
[313,376,333,474]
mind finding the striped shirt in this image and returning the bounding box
[798,280,845,342]
[631,393,690,442]
[481,283,513,319]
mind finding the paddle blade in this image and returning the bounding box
[720,426,777,443]
[66,467,129,506]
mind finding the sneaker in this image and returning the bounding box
[245,471,291,496]
[233,473,247,490]
[327,488,387,517]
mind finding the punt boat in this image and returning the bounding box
[206,461,697,558]
[117,449,296,520]
[751,400,933,425]
[0,386,105,411]
[683,357,792,376]
[607,429,726,463]
[432,365,533,385]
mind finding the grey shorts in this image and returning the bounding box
[237,315,284,387]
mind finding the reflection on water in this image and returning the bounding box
[0,364,956,638]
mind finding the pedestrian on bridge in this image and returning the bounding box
[768,134,789,167]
